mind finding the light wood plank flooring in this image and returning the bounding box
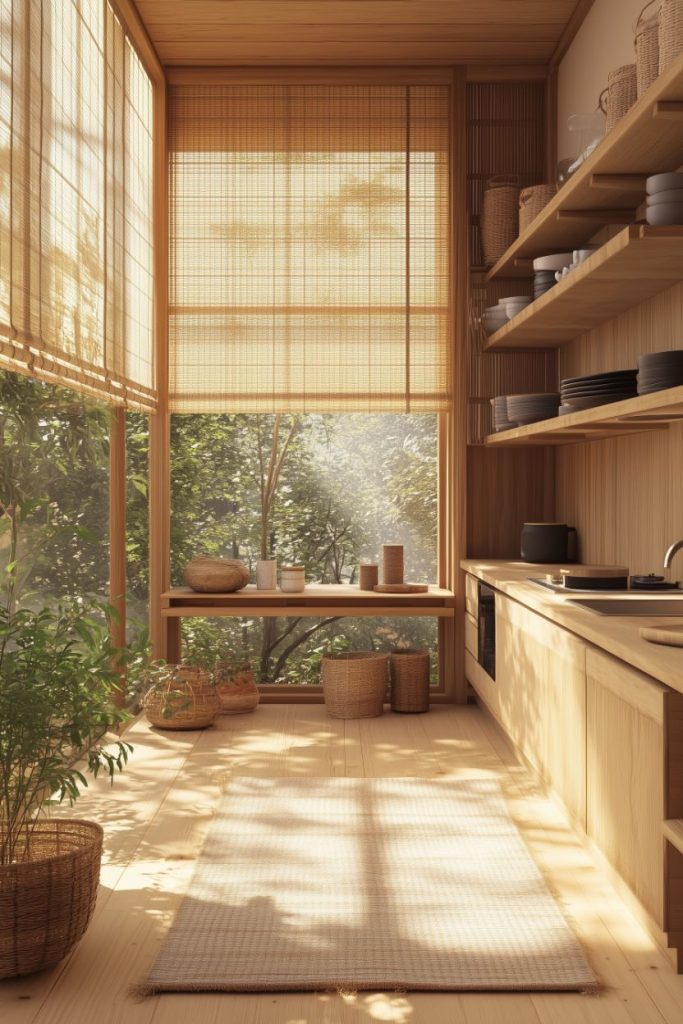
[3,703,683,1024]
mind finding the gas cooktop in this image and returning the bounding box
[530,575,681,595]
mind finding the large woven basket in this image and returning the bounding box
[635,1,661,96]
[519,184,557,234]
[481,176,520,266]
[0,819,102,979]
[605,64,638,131]
[214,659,260,715]
[143,665,220,730]
[660,0,683,73]
[183,556,249,593]
[321,652,388,719]
[390,649,431,714]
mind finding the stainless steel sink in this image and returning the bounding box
[567,597,683,616]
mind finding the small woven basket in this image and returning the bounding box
[605,64,638,131]
[183,556,249,593]
[635,1,661,96]
[0,819,102,979]
[481,176,520,266]
[519,184,558,234]
[321,652,388,719]
[382,544,404,585]
[660,0,683,73]
[214,659,259,715]
[143,665,220,730]
[390,649,431,714]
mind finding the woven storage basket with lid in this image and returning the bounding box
[635,0,661,96]
[389,649,431,713]
[481,176,520,266]
[321,652,388,719]
[183,556,249,593]
[143,665,220,729]
[605,63,638,131]
[214,659,259,714]
[660,0,683,72]
[519,184,558,234]
[0,819,102,979]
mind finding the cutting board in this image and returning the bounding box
[373,583,429,594]
[640,624,683,647]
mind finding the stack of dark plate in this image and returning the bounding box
[637,349,683,394]
[490,395,514,432]
[559,368,638,414]
[506,392,560,426]
[534,270,556,300]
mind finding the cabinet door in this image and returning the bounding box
[586,648,666,926]
[496,595,587,828]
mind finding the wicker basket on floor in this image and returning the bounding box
[214,659,260,714]
[605,64,638,131]
[143,665,220,730]
[390,649,431,714]
[0,819,103,979]
[660,0,683,73]
[321,652,388,719]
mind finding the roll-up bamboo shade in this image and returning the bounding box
[0,0,155,409]
[168,84,451,413]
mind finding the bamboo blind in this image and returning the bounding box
[168,84,451,413]
[0,0,155,409]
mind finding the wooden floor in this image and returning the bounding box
[3,703,683,1023]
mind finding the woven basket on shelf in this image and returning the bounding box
[659,0,683,73]
[481,176,520,266]
[389,649,431,714]
[635,1,661,96]
[321,652,388,719]
[143,665,220,730]
[0,819,102,979]
[519,184,557,234]
[183,556,249,593]
[605,64,638,131]
[214,659,259,715]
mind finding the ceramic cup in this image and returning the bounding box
[255,559,277,590]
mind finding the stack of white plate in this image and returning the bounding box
[646,173,683,226]
[637,349,683,393]
[481,304,509,336]
[499,295,532,319]
[559,369,638,414]
[506,392,560,426]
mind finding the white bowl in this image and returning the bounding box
[572,248,596,264]
[647,188,683,207]
[646,202,683,226]
[532,252,573,271]
[505,300,532,318]
[500,295,530,305]
[646,172,683,195]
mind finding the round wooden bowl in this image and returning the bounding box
[183,556,249,593]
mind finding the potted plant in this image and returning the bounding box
[0,578,147,978]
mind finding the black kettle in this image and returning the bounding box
[520,523,578,564]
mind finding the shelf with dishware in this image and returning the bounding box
[485,51,683,282]
[484,383,683,447]
[482,224,683,351]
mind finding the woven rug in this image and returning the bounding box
[145,777,596,993]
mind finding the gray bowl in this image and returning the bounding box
[647,188,683,207]
[646,202,683,226]
[646,172,683,195]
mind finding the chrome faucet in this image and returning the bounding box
[664,539,683,569]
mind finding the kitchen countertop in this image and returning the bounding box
[461,559,683,693]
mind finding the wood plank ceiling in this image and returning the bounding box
[132,0,589,66]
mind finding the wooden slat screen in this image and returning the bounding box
[0,0,155,409]
[168,83,451,413]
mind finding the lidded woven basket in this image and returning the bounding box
[183,556,249,593]
[389,649,431,714]
[605,63,638,131]
[143,664,220,730]
[519,184,557,234]
[214,659,259,714]
[481,176,520,266]
[321,652,388,719]
[0,819,102,979]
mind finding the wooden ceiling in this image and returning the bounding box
[132,1,591,67]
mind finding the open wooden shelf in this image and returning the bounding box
[486,53,683,281]
[484,225,683,350]
[484,385,683,447]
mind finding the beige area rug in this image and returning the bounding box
[145,777,596,993]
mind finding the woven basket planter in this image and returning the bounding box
[660,0,683,73]
[605,64,638,132]
[390,649,431,714]
[143,665,220,730]
[519,184,557,234]
[481,176,520,266]
[635,1,660,96]
[214,660,260,715]
[321,652,388,719]
[0,819,102,979]
[183,556,249,593]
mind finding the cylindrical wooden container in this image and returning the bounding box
[659,0,683,73]
[382,544,404,585]
[359,564,379,590]
[321,652,388,719]
[605,64,638,131]
[280,565,305,593]
[390,649,431,714]
[635,1,660,96]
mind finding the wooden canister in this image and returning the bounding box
[359,564,379,590]
[382,544,404,585]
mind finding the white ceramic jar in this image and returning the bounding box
[280,565,305,593]
[255,559,277,590]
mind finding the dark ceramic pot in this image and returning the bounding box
[520,523,577,563]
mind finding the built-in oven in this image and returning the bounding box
[477,582,496,680]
